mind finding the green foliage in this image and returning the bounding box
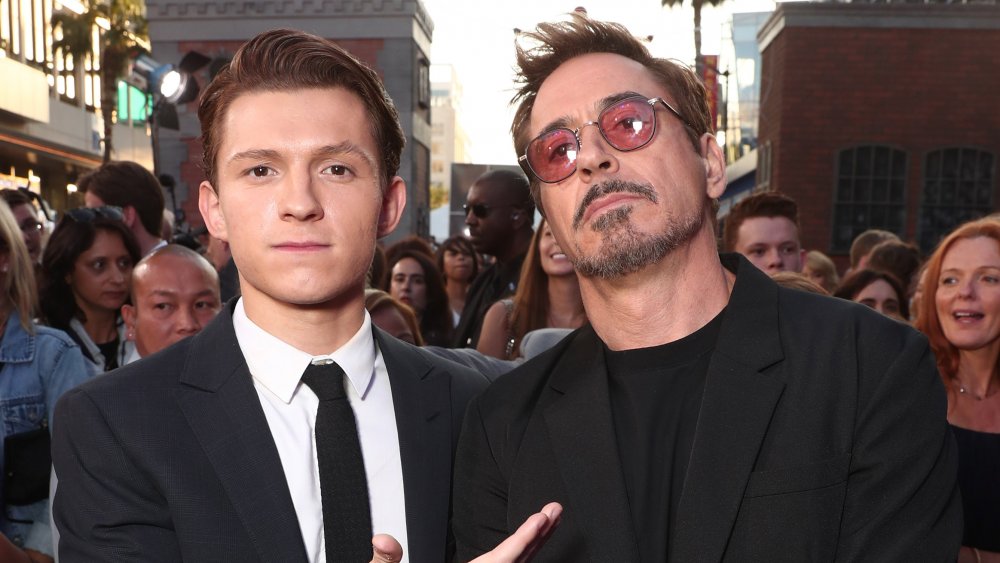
[430,182,449,210]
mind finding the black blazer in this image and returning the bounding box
[52,302,489,562]
[454,254,962,562]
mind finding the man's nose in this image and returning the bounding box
[176,307,199,333]
[575,126,618,181]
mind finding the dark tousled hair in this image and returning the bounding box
[78,161,165,239]
[722,192,799,252]
[198,28,405,190]
[511,13,712,211]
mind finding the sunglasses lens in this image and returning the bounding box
[599,98,655,151]
[463,204,490,219]
[526,128,579,183]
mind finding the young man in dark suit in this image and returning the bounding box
[453,13,962,561]
[51,29,557,563]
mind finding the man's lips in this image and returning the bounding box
[581,193,643,225]
[273,242,329,251]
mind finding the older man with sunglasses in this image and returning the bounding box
[452,13,961,562]
[451,169,535,348]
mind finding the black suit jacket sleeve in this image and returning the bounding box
[52,386,182,563]
[835,323,961,560]
[453,396,509,560]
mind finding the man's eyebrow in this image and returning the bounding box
[226,142,379,173]
[227,148,280,166]
[535,91,647,137]
[314,142,378,174]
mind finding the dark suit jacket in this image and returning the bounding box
[52,302,490,562]
[454,254,962,562]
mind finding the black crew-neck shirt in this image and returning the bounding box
[605,309,724,562]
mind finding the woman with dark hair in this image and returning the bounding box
[436,235,478,326]
[477,218,586,360]
[833,268,908,322]
[0,201,89,562]
[386,249,452,346]
[40,207,140,375]
[915,218,1000,561]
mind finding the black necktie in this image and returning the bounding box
[300,361,373,563]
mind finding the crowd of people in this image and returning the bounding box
[0,11,996,563]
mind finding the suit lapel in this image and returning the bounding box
[376,329,452,563]
[670,255,786,562]
[176,308,308,563]
[544,327,641,562]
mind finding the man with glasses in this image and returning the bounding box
[452,169,535,348]
[453,13,961,561]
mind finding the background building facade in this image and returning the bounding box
[1,0,152,214]
[145,0,434,241]
[756,3,1000,264]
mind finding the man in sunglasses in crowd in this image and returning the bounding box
[452,169,535,348]
[79,161,167,257]
[452,13,961,561]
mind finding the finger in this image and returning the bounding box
[371,533,403,563]
[478,502,563,563]
[516,503,562,563]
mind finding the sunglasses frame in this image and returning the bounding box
[64,205,125,223]
[518,95,693,184]
[462,202,517,219]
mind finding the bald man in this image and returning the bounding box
[121,245,222,362]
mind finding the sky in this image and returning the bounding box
[420,0,780,165]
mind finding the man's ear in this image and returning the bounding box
[377,176,407,238]
[199,181,228,242]
[121,304,137,341]
[511,209,531,229]
[700,134,727,200]
[122,206,139,230]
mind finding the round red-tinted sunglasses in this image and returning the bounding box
[519,95,692,184]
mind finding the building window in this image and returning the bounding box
[918,148,995,253]
[831,145,907,252]
[416,57,430,110]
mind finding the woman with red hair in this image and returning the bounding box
[916,218,1000,561]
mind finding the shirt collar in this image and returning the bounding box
[232,298,377,403]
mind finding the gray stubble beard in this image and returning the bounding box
[571,204,704,280]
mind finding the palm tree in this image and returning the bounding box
[52,0,148,163]
[660,0,727,75]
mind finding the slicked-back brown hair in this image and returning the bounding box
[722,191,799,252]
[511,13,713,210]
[198,28,405,190]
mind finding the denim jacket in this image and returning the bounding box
[0,310,89,554]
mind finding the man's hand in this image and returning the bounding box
[473,502,562,562]
[371,534,402,563]
[369,502,563,563]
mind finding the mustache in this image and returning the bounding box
[572,179,658,229]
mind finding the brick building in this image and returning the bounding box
[756,3,1000,264]
[145,0,434,240]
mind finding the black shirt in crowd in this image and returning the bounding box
[451,252,526,348]
[605,309,725,563]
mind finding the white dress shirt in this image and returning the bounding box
[232,299,408,563]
